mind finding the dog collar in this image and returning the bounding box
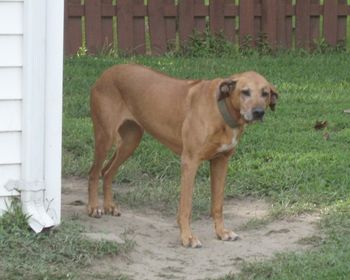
[217,98,240,129]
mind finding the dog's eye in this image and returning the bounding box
[262,91,269,98]
[241,90,250,97]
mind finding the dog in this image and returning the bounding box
[88,64,278,248]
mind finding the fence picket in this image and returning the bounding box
[239,0,255,47]
[262,0,277,48]
[164,0,177,51]
[149,0,167,54]
[132,0,146,55]
[194,0,207,33]
[101,0,114,52]
[64,0,83,55]
[179,0,195,44]
[85,0,102,54]
[309,0,321,50]
[337,0,347,47]
[276,0,292,48]
[254,0,262,45]
[210,0,225,36]
[296,0,311,49]
[324,0,338,46]
[224,0,237,43]
[117,0,133,54]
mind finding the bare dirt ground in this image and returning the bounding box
[62,177,321,280]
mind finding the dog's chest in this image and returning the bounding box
[217,128,240,153]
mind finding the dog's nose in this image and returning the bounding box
[252,108,265,120]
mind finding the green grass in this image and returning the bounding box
[219,199,350,280]
[0,200,131,279]
[63,50,350,279]
[63,52,350,216]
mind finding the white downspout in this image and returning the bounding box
[5,180,54,233]
[6,0,56,233]
[44,0,64,224]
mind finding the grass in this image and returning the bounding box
[63,51,350,217]
[0,199,131,279]
[62,49,350,279]
[219,199,350,280]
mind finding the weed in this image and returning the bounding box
[240,33,273,56]
[313,37,347,54]
[297,235,323,247]
[76,46,88,57]
[170,29,239,57]
[238,217,272,231]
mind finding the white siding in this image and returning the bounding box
[0,35,23,66]
[0,101,21,131]
[0,165,20,196]
[0,1,23,34]
[0,68,22,100]
[0,132,21,197]
[0,0,23,201]
[0,132,21,164]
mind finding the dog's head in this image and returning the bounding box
[217,71,279,123]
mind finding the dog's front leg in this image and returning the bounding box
[177,155,202,248]
[210,154,239,241]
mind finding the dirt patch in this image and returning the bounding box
[62,177,321,280]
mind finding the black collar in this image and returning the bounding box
[217,98,240,129]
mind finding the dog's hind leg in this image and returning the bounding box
[101,120,144,216]
[88,124,114,218]
[88,86,121,218]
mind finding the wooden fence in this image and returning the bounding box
[64,0,350,55]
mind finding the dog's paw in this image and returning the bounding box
[181,235,202,248]
[104,204,121,216]
[217,229,239,241]
[88,205,103,218]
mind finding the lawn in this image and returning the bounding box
[64,52,350,215]
[1,50,349,279]
[0,200,132,279]
[220,200,350,280]
[62,51,350,279]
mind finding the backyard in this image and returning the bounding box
[1,50,350,279]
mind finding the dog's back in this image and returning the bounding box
[91,64,203,152]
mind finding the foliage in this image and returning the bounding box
[175,29,239,57]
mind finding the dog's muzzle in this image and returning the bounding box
[252,108,265,120]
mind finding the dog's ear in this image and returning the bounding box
[269,84,279,111]
[217,79,237,101]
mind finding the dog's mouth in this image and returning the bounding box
[241,112,264,123]
[241,111,254,122]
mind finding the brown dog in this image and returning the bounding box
[88,64,278,248]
